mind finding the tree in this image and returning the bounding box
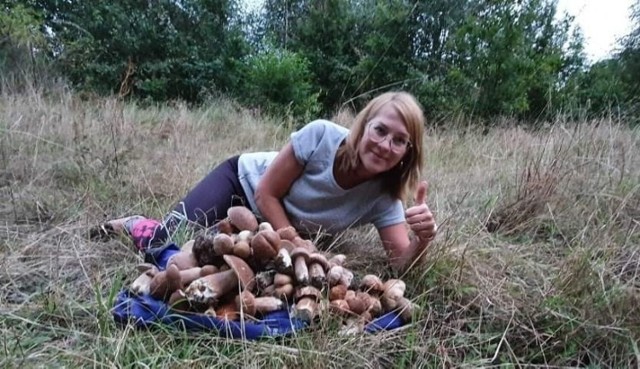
[0,3,47,87]
[25,0,248,101]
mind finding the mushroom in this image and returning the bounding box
[328,254,347,268]
[181,239,195,253]
[329,284,348,301]
[255,269,276,291]
[308,253,330,289]
[213,233,235,255]
[329,299,351,316]
[345,291,371,316]
[130,263,159,295]
[274,240,295,274]
[293,286,322,322]
[167,250,198,270]
[235,290,284,318]
[183,255,256,306]
[359,275,384,296]
[227,206,258,232]
[381,279,407,312]
[276,226,299,241]
[290,247,311,285]
[272,273,294,301]
[250,229,281,264]
[233,240,252,259]
[258,222,274,232]
[149,264,182,301]
[192,233,222,266]
[327,265,354,288]
[177,265,218,287]
[396,296,420,322]
[212,300,240,321]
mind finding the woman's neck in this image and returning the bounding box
[333,156,374,189]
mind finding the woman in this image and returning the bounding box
[101,91,437,271]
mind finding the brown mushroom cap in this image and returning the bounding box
[236,290,257,317]
[360,275,384,295]
[328,254,347,268]
[308,253,330,270]
[291,247,311,260]
[213,233,235,255]
[295,286,322,301]
[279,240,295,253]
[233,240,252,259]
[274,273,293,286]
[223,254,256,292]
[276,226,299,240]
[251,230,281,262]
[227,206,258,232]
[329,284,348,301]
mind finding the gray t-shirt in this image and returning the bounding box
[237,119,405,235]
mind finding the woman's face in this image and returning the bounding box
[356,103,411,177]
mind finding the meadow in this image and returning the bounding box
[1,85,638,368]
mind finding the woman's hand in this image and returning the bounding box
[405,181,437,243]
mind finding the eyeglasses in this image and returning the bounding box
[366,122,412,153]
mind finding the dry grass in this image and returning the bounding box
[1,84,639,368]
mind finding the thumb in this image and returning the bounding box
[414,180,428,205]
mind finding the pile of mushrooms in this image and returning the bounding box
[128,206,421,332]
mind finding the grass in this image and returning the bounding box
[1,83,639,368]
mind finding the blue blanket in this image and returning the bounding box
[112,243,405,339]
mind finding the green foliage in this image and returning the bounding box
[0,3,47,86]
[28,0,248,101]
[241,48,320,124]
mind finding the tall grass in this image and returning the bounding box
[1,84,638,368]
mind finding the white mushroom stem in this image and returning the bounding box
[275,248,293,274]
[309,263,326,288]
[294,286,321,322]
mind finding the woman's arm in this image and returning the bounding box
[378,181,437,271]
[254,142,304,230]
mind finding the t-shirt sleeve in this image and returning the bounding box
[290,120,329,165]
[370,198,406,229]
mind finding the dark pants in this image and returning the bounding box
[145,155,249,248]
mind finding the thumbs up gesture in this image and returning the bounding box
[405,181,437,243]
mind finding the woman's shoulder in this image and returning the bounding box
[303,119,349,135]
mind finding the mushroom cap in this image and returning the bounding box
[250,230,281,262]
[328,254,347,267]
[274,273,293,286]
[360,275,384,295]
[329,284,348,301]
[292,237,317,252]
[273,284,294,301]
[136,263,158,274]
[290,247,311,260]
[346,292,370,315]
[276,226,299,240]
[383,279,406,298]
[295,286,321,301]
[213,233,235,255]
[236,290,257,317]
[279,240,295,253]
[258,222,274,232]
[329,299,351,316]
[227,206,258,232]
[308,253,330,270]
[233,240,252,259]
[223,254,256,292]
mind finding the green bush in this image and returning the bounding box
[242,49,320,125]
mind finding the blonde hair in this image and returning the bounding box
[336,91,425,201]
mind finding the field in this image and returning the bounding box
[1,86,639,368]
